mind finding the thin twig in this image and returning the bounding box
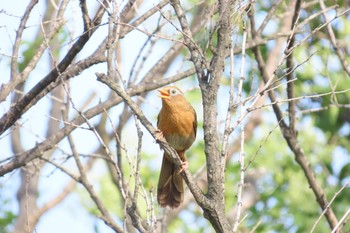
[256,0,283,35]
[310,178,350,233]
[126,115,150,231]
[285,8,350,55]
[118,22,183,43]
[170,0,207,80]
[332,209,350,233]
[245,118,284,170]
[9,0,38,92]
[220,39,235,165]
[319,0,350,76]
[233,20,247,233]
[248,88,350,112]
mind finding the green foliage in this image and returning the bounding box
[0,185,16,233]
[19,38,43,72]
[0,210,16,233]
[18,27,69,72]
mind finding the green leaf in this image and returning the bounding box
[339,163,350,181]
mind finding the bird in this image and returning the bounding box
[156,86,197,208]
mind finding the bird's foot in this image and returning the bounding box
[178,161,188,174]
[155,129,165,142]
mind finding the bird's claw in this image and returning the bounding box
[177,161,188,174]
[155,129,165,142]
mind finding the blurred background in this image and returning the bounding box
[0,0,350,232]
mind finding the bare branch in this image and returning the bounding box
[120,0,170,36]
[170,0,207,80]
[256,0,283,36]
[285,0,301,132]
[233,20,247,233]
[79,0,92,31]
[319,0,350,76]
[3,0,38,102]
[311,178,350,233]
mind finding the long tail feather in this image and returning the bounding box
[157,153,184,208]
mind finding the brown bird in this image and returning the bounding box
[157,86,197,208]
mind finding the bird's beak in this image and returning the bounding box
[158,89,169,99]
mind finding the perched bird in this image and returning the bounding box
[157,86,197,208]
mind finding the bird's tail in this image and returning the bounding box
[157,153,183,208]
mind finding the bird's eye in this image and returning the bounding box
[169,88,179,96]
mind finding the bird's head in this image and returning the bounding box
[158,86,185,105]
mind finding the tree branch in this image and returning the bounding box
[319,0,350,77]
[7,0,38,99]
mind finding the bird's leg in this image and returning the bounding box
[177,151,188,173]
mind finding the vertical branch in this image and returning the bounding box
[319,0,350,76]
[221,39,235,175]
[106,1,120,80]
[202,0,234,201]
[236,23,247,106]
[102,108,129,204]
[0,0,38,102]
[170,0,207,80]
[233,20,247,233]
[10,0,38,77]
[132,117,142,205]
[11,2,67,232]
[126,116,151,232]
[79,0,92,31]
[63,79,128,201]
[285,0,301,132]
[170,0,235,232]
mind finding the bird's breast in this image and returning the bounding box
[158,106,196,151]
